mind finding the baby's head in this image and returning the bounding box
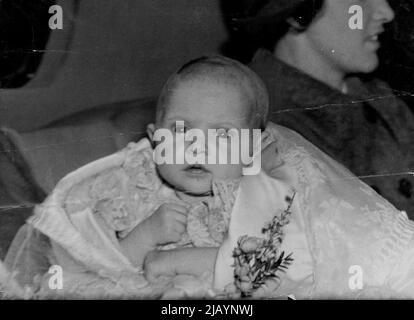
[147,55,269,198]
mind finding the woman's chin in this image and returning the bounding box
[362,60,379,73]
[356,54,379,74]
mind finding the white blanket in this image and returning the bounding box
[2,123,414,299]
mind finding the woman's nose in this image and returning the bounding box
[373,0,395,23]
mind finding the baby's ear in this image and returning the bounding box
[146,123,155,143]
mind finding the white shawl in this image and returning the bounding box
[3,123,414,299]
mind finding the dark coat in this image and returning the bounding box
[250,49,414,217]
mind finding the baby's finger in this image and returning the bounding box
[172,221,187,235]
[166,203,189,215]
[171,210,188,224]
[144,251,176,284]
[145,267,167,284]
[144,252,163,282]
[145,266,172,284]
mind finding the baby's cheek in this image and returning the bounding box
[155,164,182,185]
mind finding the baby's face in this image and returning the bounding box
[150,79,256,196]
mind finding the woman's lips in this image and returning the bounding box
[365,34,380,49]
[365,29,383,47]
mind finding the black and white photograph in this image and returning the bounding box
[0,0,413,306]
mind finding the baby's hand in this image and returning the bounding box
[140,203,188,247]
[144,250,176,283]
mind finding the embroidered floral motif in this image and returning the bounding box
[95,197,132,231]
[90,169,124,200]
[123,144,161,191]
[167,179,240,249]
[230,193,295,298]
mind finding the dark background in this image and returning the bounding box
[0,0,56,88]
[0,0,412,107]
[376,0,414,109]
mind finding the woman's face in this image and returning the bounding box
[303,0,394,74]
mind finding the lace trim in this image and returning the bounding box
[32,138,241,264]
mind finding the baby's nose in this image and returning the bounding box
[185,140,207,159]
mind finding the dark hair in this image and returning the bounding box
[222,0,325,59]
[289,0,325,30]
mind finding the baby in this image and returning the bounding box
[119,56,270,283]
[7,55,413,299]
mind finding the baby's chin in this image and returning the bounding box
[174,177,213,196]
[157,169,213,196]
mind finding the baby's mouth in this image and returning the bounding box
[184,164,210,175]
